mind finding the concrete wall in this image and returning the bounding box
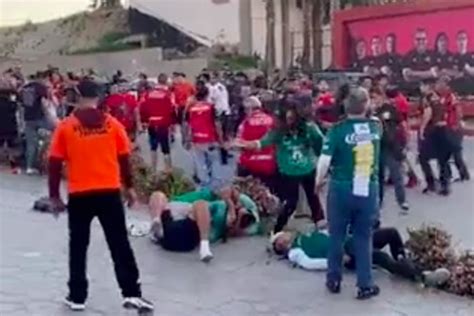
[0,48,208,78]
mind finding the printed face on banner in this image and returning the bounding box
[347,6,474,95]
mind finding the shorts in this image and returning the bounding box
[148,127,170,154]
[154,209,200,252]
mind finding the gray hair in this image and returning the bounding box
[345,86,369,115]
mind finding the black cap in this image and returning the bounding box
[77,80,100,98]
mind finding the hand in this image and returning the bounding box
[124,188,137,208]
[50,197,66,218]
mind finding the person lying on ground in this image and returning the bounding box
[148,186,261,262]
[271,227,450,288]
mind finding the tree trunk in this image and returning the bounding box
[281,0,290,74]
[330,0,341,13]
[301,0,312,70]
[312,0,322,70]
[265,0,276,74]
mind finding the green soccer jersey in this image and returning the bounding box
[291,231,330,259]
[260,122,324,176]
[171,188,217,203]
[321,118,381,196]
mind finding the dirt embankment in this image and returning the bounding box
[0,8,129,59]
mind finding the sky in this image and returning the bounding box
[0,0,94,26]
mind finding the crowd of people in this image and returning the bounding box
[0,64,470,311]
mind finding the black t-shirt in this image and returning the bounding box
[351,58,372,72]
[453,52,474,73]
[433,52,455,70]
[402,50,434,71]
[0,93,19,136]
[21,81,48,121]
[374,102,403,157]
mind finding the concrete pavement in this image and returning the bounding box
[0,135,473,315]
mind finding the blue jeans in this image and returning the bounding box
[379,152,406,205]
[191,144,222,190]
[24,119,49,169]
[327,181,378,288]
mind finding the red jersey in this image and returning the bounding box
[187,101,218,144]
[104,93,138,132]
[173,81,195,108]
[140,87,175,129]
[314,92,337,123]
[394,93,409,121]
[237,110,276,175]
[440,91,459,129]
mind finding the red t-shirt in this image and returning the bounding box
[237,110,276,175]
[173,82,195,108]
[394,93,410,121]
[140,87,175,129]
[187,101,218,143]
[314,92,337,123]
[440,92,459,129]
[104,93,138,132]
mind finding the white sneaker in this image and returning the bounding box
[423,268,451,287]
[123,297,154,311]
[200,248,214,263]
[64,296,86,311]
[26,168,38,175]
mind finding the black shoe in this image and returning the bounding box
[356,285,380,300]
[123,297,154,311]
[326,280,341,294]
[438,187,450,196]
[64,296,86,311]
[422,186,435,194]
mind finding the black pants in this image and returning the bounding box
[346,227,418,281]
[274,171,324,232]
[419,126,456,191]
[68,190,141,303]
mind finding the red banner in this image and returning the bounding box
[345,5,474,95]
[348,7,474,56]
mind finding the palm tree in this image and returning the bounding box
[264,0,276,73]
[281,0,290,74]
[312,0,323,70]
[301,0,312,70]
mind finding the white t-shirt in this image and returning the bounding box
[209,82,230,115]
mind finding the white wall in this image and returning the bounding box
[130,0,240,45]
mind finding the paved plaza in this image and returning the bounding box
[0,136,473,316]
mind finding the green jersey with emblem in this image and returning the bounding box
[321,118,381,196]
[260,122,324,176]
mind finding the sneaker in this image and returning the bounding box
[422,186,435,194]
[199,241,214,263]
[399,202,410,214]
[26,168,38,175]
[200,250,214,263]
[356,285,380,300]
[422,268,451,287]
[325,280,341,294]
[64,296,86,311]
[438,187,451,196]
[123,297,154,311]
